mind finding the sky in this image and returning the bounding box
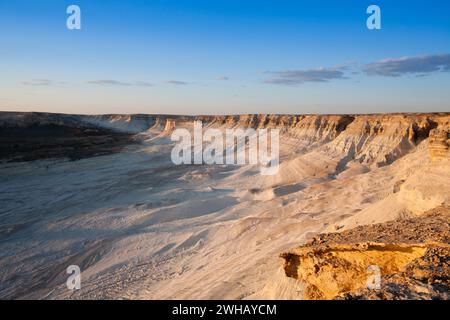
[0,0,450,115]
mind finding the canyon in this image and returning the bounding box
[0,111,449,299]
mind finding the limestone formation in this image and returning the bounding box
[281,206,450,300]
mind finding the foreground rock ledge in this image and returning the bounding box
[281,206,450,300]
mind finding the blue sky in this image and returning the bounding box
[1,0,450,114]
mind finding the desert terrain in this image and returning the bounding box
[0,111,449,299]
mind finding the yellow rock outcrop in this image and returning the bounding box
[282,243,428,300]
[281,206,450,300]
[429,128,450,162]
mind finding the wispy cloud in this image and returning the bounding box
[216,76,229,81]
[134,81,153,87]
[263,67,347,85]
[86,80,154,87]
[263,53,450,85]
[21,79,52,86]
[364,54,450,77]
[86,80,132,86]
[166,80,189,85]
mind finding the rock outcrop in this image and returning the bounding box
[281,206,450,300]
[429,128,450,162]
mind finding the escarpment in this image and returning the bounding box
[1,112,448,165]
[325,115,445,167]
